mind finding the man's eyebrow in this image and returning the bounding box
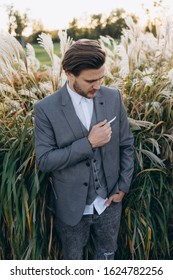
[84,76,104,83]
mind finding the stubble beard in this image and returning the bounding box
[73,81,97,99]
[73,81,86,97]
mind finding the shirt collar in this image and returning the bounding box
[66,83,82,105]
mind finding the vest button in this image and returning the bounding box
[83,182,88,186]
[95,178,98,182]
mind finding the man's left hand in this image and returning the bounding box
[105,191,125,207]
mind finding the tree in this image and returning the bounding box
[13,10,29,37]
[6,4,29,45]
[6,4,15,34]
[67,18,79,40]
[32,19,45,34]
[89,14,103,39]
[66,8,139,41]
[103,9,126,39]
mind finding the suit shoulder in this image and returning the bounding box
[34,89,62,109]
[100,85,121,99]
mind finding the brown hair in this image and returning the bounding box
[61,39,106,76]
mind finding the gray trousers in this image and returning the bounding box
[55,201,122,260]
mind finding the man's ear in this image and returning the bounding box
[65,71,74,80]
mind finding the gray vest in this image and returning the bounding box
[80,104,108,204]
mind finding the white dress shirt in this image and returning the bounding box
[67,83,93,130]
[67,83,108,215]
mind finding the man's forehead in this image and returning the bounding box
[80,65,105,78]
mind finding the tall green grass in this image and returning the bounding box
[117,77,173,259]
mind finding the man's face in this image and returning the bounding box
[66,65,105,99]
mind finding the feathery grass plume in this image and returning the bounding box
[37,32,61,81]
[38,81,54,96]
[0,33,27,70]
[128,118,154,131]
[18,89,38,99]
[37,33,54,64]
[167,69,173,85]
[0,50,18,83]
[118,44,129,78]
[99,36,118,81]
[26,43,40,71]
[163,15,173,53]
[120,17,146,72]
[0,94,21,111]
[119,16,173,76]
[58,30,73,57]
[37,31,69,90]
[58,30,73,86]
[142,76,153,87]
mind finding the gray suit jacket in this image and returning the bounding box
[34,84,134,226]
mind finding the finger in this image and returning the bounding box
[97,119,107,127]
[105,197,113,207]
[112,194,123,203]
[103,122,111,129]
[105,127,112,136]
[107,127,112,133]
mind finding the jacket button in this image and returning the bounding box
[83,182,88,186]
[86,162,90,167]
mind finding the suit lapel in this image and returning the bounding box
[94,90,106,157]
[94,90,106,122]
[61,85,85,139]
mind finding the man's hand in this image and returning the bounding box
[105,191,125,207]
[88,120,112,148]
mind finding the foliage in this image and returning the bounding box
[6,4,29,37]
[67,9,132,41]
[24,8,139,44]
[0,18,173,259]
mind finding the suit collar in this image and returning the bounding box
[94,88,106,122]
[61,83,70,106]
[60,84,85,139]
[94,89,106,157]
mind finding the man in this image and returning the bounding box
[34,39,134,260]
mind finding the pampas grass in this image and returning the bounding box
[0,18,172,259]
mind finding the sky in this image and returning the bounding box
[1,0,173,35]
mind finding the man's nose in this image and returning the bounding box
[92,80,101,89]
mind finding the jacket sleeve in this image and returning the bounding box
[34,103,94,173]
[111,92,134,194]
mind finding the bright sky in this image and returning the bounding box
[0,0,173,35]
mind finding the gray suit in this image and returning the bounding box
[34,84,134,226]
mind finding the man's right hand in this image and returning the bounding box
[88,120,112,148]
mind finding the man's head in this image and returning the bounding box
[62,39,106,98]
[62,39,106,76]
